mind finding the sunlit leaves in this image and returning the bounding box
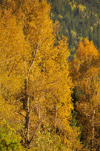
[0,0,82,149]
[70,38,100,150]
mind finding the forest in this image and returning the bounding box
[49,0,100,55]
[0,0,100,151]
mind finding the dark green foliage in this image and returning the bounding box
[0,0,3,4]
[48,0,100,52]
[70,111,82,142]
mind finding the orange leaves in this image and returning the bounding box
[0,0,83,149]
[70,38,100,148]
[76,38,98,63]
[71,38,99,82]
[75,38,99,95]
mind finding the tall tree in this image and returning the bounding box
[0,0,82,150]
[70,38,100,150]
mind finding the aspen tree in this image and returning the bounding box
[0,0,82,149]
[70,38,100,150]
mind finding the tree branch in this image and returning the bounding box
[17,129,27,141]
[29,118,42,144]
[17,112,26,118]
[28,31,41,73]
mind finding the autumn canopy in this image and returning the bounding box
[0,0,100,150]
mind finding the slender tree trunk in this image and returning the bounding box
[91,109,95,151]
[54,103,57,134]
[38,104,41,130]
[25,77,30,147]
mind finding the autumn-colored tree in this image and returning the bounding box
[0,0,82,150]
[70,38,100,150]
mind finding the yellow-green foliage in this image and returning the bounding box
[0,119,25,151]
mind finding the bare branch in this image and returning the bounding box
[17,112,25,118]
[28,31,41,73]
[29,118,42,144]
[17,129,27,141]
[16,96,24,102]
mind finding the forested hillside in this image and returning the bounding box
[48,0,100,55]
[48,0,100,150]
[0,0,100,151]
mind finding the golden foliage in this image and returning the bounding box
[0,0,82,150]
[70,38,100,150]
